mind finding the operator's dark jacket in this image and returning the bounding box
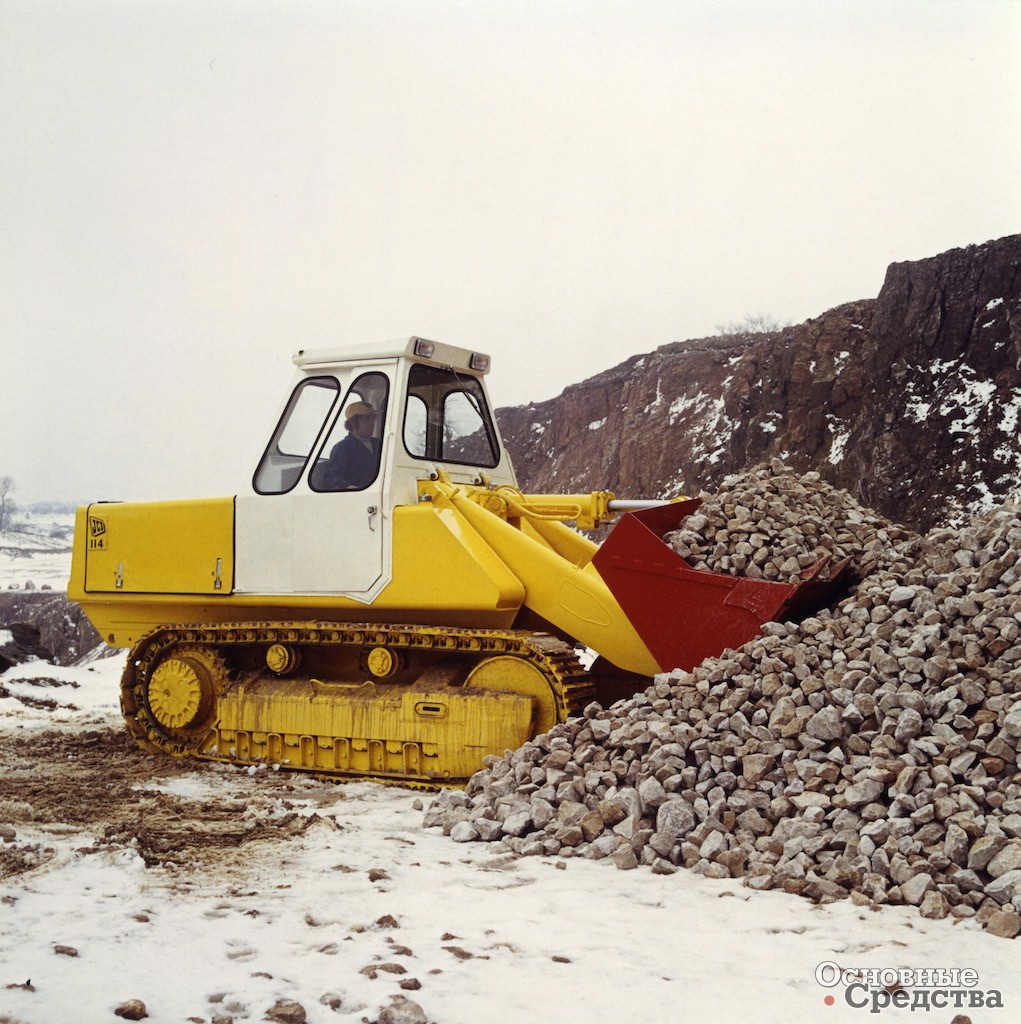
[323,435,380,490]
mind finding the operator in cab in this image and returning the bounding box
[323,401,380,489]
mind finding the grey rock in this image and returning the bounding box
[449,821,480,843]
[805,705,844,742]
[699,830,728,861]
[638,776,668,811]
[425,465,1021,939]
[741,753,776,784]
[501,811,532,838]
[613,845,639,870]
[529,798,556,830]
[944,822,969,865]
[1000,814,1021,839]
[840,779,884,808]
[988,840,1021,879]
[474,818,505,842]
[968,835,1008,872]
[655,799,696,838]
[919,890,949,919]
[893,708,923,742]
[612,815,643,840]
[899,872,934,906]
[985,869,1021,905]
[378,996,428,1024]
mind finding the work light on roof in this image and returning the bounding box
[470,352,490,372]
[414,339,436,358]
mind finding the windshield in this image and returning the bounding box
[402,363,499,467]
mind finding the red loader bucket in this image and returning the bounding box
[592,499,850,673]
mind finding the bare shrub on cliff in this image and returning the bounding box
[714,313,791,338]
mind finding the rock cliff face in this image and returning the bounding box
[497,235,1021,532]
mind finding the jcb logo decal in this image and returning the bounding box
[88,516,108,550]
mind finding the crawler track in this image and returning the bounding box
[121,622,595,786]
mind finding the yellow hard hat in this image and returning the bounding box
[344,401,375,426]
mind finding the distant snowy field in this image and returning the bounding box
[0,509,75,592]
[1,520,1019,1024]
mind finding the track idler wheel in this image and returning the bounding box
[464,655,559,736]
[143,645,226,740]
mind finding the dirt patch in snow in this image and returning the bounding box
[0,727,332,878]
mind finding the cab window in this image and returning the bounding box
[402,364,499,467]
[253,376,339,494]
[309,372,390,491]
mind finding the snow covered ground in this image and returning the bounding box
[0,510,75,593]
[1,531,1019,1024]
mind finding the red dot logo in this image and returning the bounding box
[824,995,835,1006]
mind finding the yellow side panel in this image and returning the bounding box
[380,504,525,616]
[83,498,234,595]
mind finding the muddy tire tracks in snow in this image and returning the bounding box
[0,727,333,879]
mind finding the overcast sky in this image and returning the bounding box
[3,0,1020,505]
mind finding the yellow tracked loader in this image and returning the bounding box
[69,338,841,785]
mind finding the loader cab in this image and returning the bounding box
[234,338,516,601]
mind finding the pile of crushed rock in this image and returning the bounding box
[665,460,919,583]
[424,462,1021,938]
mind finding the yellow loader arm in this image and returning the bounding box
[422,474,662,677]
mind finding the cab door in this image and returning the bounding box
[235,364,393,599]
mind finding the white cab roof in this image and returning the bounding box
[293,337,491,374]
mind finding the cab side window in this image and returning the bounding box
[310,372,390,492]
[403,395,428,457]
[254,377,339,494]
